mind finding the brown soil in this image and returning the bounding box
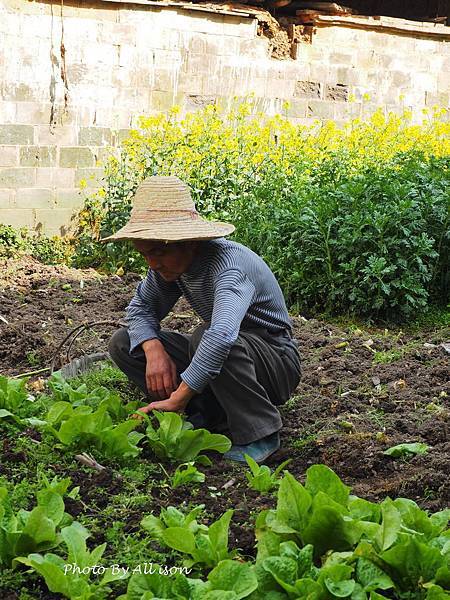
[0,257,449,591]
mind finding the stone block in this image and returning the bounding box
[20,146,57,167]
[178,12,225,36]
[75,168,104,189]
[78,127,112,146]
[0,208,35,229]
[55,189,84,210]
[287,99,307,119]
[15,102,53,125]
[186,53,217,77]
[0,190,15,209]
[415,39,440,54]
[60,147,95,168]
[36,168,75,188]
[325,84,349,102]
[155,29,182,52]
[330,52,354,66]
[148,69,168,92]
[0,102,17,123]
[437,71,450,91]
[425,91,449,107]
[34,209,77,236]
[401,90,427,107]
[356,48,380,69]
[308,63,330,83]
[391,71,412,88]
[0,146,19,167]
[118,129,133,144]
[7,84,35,102]
[66,62,90,85]
[361,103,383,118]
[36,125,77,146]
[264,78,289,100]
[204,38,222,56]
[416,71,438,93]
[307,101,335,120]
[382,87,404,105]
[239,38,269,60]
[335,66,361,86]
[16,188,54,209]
[92,107,133,130]
[118,45,137,69]
[248,78,269,97]
[0,168,35,188]
[221,36,241,56]
[294,80,321,99]
[284,62,310,82]
[333,101,362,121]
[0,124,34,145]
[150,90,181,112]
[97,147,119,165]
[184,95,216,112]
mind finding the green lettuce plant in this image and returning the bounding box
[0,375,29,423]
[0,476,76,567]
[16,522,126,600]
[48,372,141,422]
[383,442,430,458]
[120,559,258,600]
[245,454,291,493]
[141,505,237,569]
[144,411,231,463]
[254,465,450,598]
[46,405,143,459]
[170,463,206,489]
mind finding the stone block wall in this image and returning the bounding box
[0,0,449,234]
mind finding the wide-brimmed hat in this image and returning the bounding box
[101,176,235,242]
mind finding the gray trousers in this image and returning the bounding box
[108,324,301,445]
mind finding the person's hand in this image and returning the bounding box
[142,339,178,400]
[136,381,196,416]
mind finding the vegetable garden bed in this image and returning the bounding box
[0,258,449,599]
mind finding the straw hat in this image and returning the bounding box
[102,176,235,242]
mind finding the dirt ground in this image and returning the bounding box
[1,257,449,569]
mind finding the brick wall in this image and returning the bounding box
[0,0,449,234]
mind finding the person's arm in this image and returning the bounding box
[139,269,255,414]
[126,270,181,353]
[126,272,182,399]
[180,269,256,393]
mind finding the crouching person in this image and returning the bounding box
[104,176,301,463]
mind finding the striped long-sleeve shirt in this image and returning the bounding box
[126,238,292,392]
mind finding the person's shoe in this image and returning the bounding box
[224,432,280,464]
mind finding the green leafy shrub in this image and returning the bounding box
[234,154,449,318]
[0,225,72,264]
[71,104,450,320]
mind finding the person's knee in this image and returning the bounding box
[108,328,130,363]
